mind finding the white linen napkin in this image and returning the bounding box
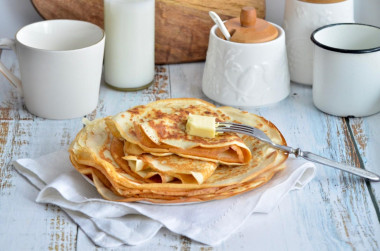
[13,150,316,247]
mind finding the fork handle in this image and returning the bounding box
[298,150,380,182]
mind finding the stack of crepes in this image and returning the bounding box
[69,98,288,203]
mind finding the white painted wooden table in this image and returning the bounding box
[1,48,379,250]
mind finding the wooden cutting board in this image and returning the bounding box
[31,0,265,64]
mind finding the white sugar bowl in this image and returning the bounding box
[202,7,290,107]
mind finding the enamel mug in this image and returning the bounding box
[0,20,105,119]
[283,0,354,85]
[311,23,380,117]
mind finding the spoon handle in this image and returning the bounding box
[209,11,231,41]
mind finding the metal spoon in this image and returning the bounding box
[209,11,231,41]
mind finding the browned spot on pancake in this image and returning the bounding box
[189,134,239,145]
[128,127,137,138]
[149,120,175,139]
[128,106,145,115]
[152,109,167,119]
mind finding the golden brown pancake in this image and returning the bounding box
[109,133,219,185]
[106,98,252,165]
[69,98,288,203]
[123,153,218,185]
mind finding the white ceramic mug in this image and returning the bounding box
[202,23,290,107]
[311,23,380,117]
[283,0,354,85]
[0,20,105,119]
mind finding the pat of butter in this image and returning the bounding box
[186,114,216,138]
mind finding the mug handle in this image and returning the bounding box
[0,38,23,96]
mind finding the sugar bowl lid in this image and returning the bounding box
[216,7,278,43]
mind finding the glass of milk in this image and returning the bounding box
[104,0,155,91]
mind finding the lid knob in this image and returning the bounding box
[240,7,257,27]
[215,7,278,43]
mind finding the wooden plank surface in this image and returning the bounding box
[1,50,379,250]
[349,116,380,208]
[0,49,80,251]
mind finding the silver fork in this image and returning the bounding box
[216,122,380,182]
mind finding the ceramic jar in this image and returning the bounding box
[202,23,290,107]
[283,0,354,85]
[202,7,290,107]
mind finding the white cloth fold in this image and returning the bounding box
[13,150,316,247]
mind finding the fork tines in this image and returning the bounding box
[216,122,270,141]
[216,122,254,134]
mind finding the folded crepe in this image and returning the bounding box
[70,118,219,187]
[106,98,252,165]
[69,98,288,203]
[115,137,218,184]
